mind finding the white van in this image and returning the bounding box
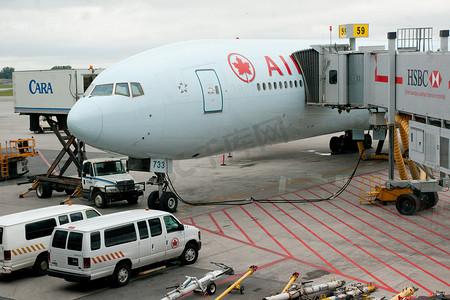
[0,204,101,275]
[48,209,201,287]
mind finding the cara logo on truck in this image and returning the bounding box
[29,79,53,94]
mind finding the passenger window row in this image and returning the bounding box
[256,79,303,91]
[25,210,100,241]
[90,82,144,98]
[52,215,180,251]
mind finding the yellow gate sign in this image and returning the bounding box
[339,24,369,38]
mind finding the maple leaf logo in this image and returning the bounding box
[228,53,255,83]
[232,57,252,76]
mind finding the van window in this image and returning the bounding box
[70,212,83,222]
[86,210,100,219]
[59,215,69,225]
[25,218,57,240]
[0,227,3,244]
[148,218,162,237]
[163,216,182,233]
[91,232,100,250]
[67,232,83,251]
[52,230,68,249]
[137,221,149,239]
[105,224,136,247]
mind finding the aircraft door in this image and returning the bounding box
[195,70,223,113]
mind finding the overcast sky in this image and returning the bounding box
[1,0,448,70]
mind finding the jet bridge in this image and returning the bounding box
[292,27,450,214]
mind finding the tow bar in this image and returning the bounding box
[160,262,234,300]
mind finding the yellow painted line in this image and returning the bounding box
[26,247,31,252]
[36,244,41,250]
[40,243,45,249]
[17,249,22,255]
[31,245,36,251]
[110,253,116,259]
[21,248,27,253]
[11,250,17,256]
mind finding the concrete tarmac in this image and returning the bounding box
[0,98,449,300]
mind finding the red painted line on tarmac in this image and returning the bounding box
[240,206,294,258]
[220,257,290,283]
[351,177,450,243]
[306,188,435,293]
[36,150,59,175]
[193,223,396,293]
[428,210,450,219]
[223,210,255,245]
[254,201,340,273]
[270,200,392,290]
[322,184,450,287]
[208,213,224,235]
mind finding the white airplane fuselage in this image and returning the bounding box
[68,39,368,160]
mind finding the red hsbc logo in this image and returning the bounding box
[429,70,442,88]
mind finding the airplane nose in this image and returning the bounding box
[67,99,103,143]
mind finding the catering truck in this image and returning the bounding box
[13,68,103,133]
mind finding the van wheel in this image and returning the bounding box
[160,192,178,213]
[33,254,48,276]
[93,191,106,208]
[147,191,159,209]
[180,243,198,265]
[111,262,131,287]
[36,182,52,199]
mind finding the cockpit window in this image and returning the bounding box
[91,84,113,96]
[89,82,144,98]
[115,83,130,97]
[131,82,144,97]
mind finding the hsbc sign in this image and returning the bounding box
[407,69,442,88]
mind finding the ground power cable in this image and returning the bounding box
[167,152,364,207]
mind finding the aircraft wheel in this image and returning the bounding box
[147,191,159,209]
[396,193,420,215]
[159,192,178,213]
[329,136,340,153]
[36,182,52,199]
[364,133,372,149]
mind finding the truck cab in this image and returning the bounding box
[81,158,145,208]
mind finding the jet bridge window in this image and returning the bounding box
[115,83,130,97]
[91,84,113,96]
[329,70,338,84]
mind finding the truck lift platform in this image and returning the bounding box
[291,26,450,214]
[1,138,38,180]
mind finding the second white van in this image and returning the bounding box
[48,209,201,287]
[0,204,101,275]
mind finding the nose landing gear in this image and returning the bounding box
[147,172,178,213]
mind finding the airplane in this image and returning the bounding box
[67,39,369,212]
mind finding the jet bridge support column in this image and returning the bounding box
[387,32,397,181]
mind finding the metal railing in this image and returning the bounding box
[397,27,433,52]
